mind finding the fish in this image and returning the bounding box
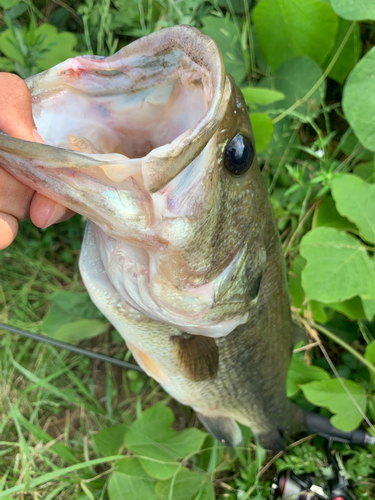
[0,25,306,450]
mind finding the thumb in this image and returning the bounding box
[0,73,43,143]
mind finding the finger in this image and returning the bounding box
[0,212,18,250]
[30,193,75,228]
[0,168,34,220]
[0,73,43,142]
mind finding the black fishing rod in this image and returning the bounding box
[0,322,144,373]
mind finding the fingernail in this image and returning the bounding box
[44,204,67,228]
[33,128,45,144]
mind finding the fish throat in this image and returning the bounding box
[32,51,210,168]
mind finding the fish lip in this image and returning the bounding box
[26,25,227,193]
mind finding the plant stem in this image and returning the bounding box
[312,321,375,375]
[273,21,356,125]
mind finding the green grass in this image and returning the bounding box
[1,0,375,498]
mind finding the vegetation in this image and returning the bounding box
[1,0,375,498]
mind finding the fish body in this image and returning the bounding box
[0,26,301,449]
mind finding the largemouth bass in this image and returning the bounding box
[0,25,304,450]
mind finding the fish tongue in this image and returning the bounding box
[67,135,102,154]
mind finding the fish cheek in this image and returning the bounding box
[171,333,219,382]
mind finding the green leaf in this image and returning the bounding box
[300,227,375,303]
[93,425,128,457]
[362,298,375,321]
[52,319,108,344]
[340,133,374,161]
[108,458,158,500]
[126,406,206,461]
[300,378,367,432]
[331,174,375,244]
[261,116,300,166]
[328,296,366,320]
[314,196,357,232]
[41,291,104,336]
[325,19,361,84]
[354,162,375,183]
[276,56,325,116]
[126,406,206,479]
[250,113,274,152]
[346,449,375,480]
[365,341,375,380]
[310,300,328,323]
[343,47,375,152]
[155,468,215,500]
[0,0,21,7]
[5,0,27,19]
[365,341,375,365]
[34,24,78,70]
[139,461,179,481]
[289,255,306,309]
[331,0,375,20]
[200,16,247,84]
[0,29,24,63]
[0,23,78,73]
[287,355,330,397]
[260,56,325,120]
[0,57,15,71]
[253,0,338,70]
[241,87,285,106]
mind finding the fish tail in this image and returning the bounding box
[197,412,243,448]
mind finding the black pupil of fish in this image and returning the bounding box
[224,134,254,175]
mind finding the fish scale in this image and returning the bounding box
[0,25,306,450]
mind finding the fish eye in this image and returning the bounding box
[224,134,254,175]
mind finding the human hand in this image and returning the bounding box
[0,73,75,250]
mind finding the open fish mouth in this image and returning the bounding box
[0,27,229,247]
[28,27,226,189]
[0,26,255,336]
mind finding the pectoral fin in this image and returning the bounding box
[171,333,219,382]
[197,412,242,448]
